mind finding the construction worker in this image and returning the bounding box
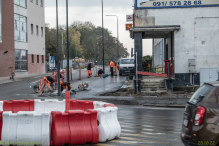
[60,81,73,92]
[98,69,104,76]
[87,63,92,78]
[110,60,115,76]
[42,76,56,90]
[114,61,117,76]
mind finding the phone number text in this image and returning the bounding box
[153,0,202,6]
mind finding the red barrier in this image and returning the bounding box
[51,110,98,146]
[0,111,3,140]
[65,91,70,110]
[104,104,116,107]
[1,100,34,113]
[70,100,94,111]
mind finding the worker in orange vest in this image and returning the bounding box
[110,60,115,76]
[87,63,92,78]
[114,61,117,76]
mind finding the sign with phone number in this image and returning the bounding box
[136,0,219,9]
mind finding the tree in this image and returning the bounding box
[142,55,152,72]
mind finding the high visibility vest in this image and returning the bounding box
[110,61,115,67]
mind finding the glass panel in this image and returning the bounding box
[14,0,20,5]
[15,50,21,60]
[20,50,27,60]
[20,0,26,7]
[20,61,27,70]
[14,14,27,42]
[15,61,20,70]
[189,84,214,104]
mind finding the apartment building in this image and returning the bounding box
[0,0,45,77]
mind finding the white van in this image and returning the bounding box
[118,58,135,76]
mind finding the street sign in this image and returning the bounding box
[136,0,219,9]
[126,15,133,22]
[49,56,55,69]
[126,24,133,31]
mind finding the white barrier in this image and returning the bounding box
[95,107,121,142]
[93,101,108,109]
[2,111,50,146]
[34,99,65,113]
[0,101,3,111]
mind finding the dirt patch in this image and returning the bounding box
[100,88,134,97]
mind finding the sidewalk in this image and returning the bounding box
[0,72,52,85]
[70,76,188,108]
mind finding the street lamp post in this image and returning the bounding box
[102,0,105,73]
[66,0,69,83]
[106,15,119,59]
[56,0,60,96]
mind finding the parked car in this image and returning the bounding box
[119,58,134,76]
[117,59,121,71]
[181,82,219,146]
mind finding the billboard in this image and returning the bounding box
[126,24,133,31]
[136,0,219,9]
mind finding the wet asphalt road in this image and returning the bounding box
[93,105,184,146]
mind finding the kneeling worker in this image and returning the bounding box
[98,69,104,76]
[60,81,73,92]
[42,76,56,90]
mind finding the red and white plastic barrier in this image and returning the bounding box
[0,95,120,145]
[34,99,65,114]
[95,107,121,142]
[51,110,99,145]
[1,111,50,146]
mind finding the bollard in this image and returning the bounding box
[70,69,73,80]
[39,79,42,95]
[65,91,70,110]
[79,68,81,80]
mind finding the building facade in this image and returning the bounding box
[0,0,45,78]
[131,0,219,87]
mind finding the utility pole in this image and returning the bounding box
[66,0,69,82]
[56,0,60,96]
[102,0,105,73]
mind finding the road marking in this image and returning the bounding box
[121,125,181,134]
[120,121,182,130]
[95,143,115,146]
[121,129,179,138]
[109,139,153,146]
[118,117,182,126]
[119,136,173,145]
[121,133,180,142]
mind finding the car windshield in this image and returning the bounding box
[120,59,134,64]
[189,84,214,104]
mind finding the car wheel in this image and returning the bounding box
[119,73,122,76]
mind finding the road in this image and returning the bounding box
[0,67,110,100]
[93,105,184,146]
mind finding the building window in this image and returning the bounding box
[0,0,2,42]
[36,0,38,5]
[36,25,38,35]
[32,54,34,63]
[14,0,27,8]
[14,14,27,42]
[15,49,28,71]
[37,55,39,63]
[40,0,43,7]
[41,27,43,36]
[42,55,44,63]
[31,24,33,34]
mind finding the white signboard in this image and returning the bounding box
[136,0,219,9]
[126,15,133,22]
[49,56,55,69]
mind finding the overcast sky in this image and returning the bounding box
[44,0,152,57]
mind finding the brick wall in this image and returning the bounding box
[28,54,45,74]
[0,0,15,77]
